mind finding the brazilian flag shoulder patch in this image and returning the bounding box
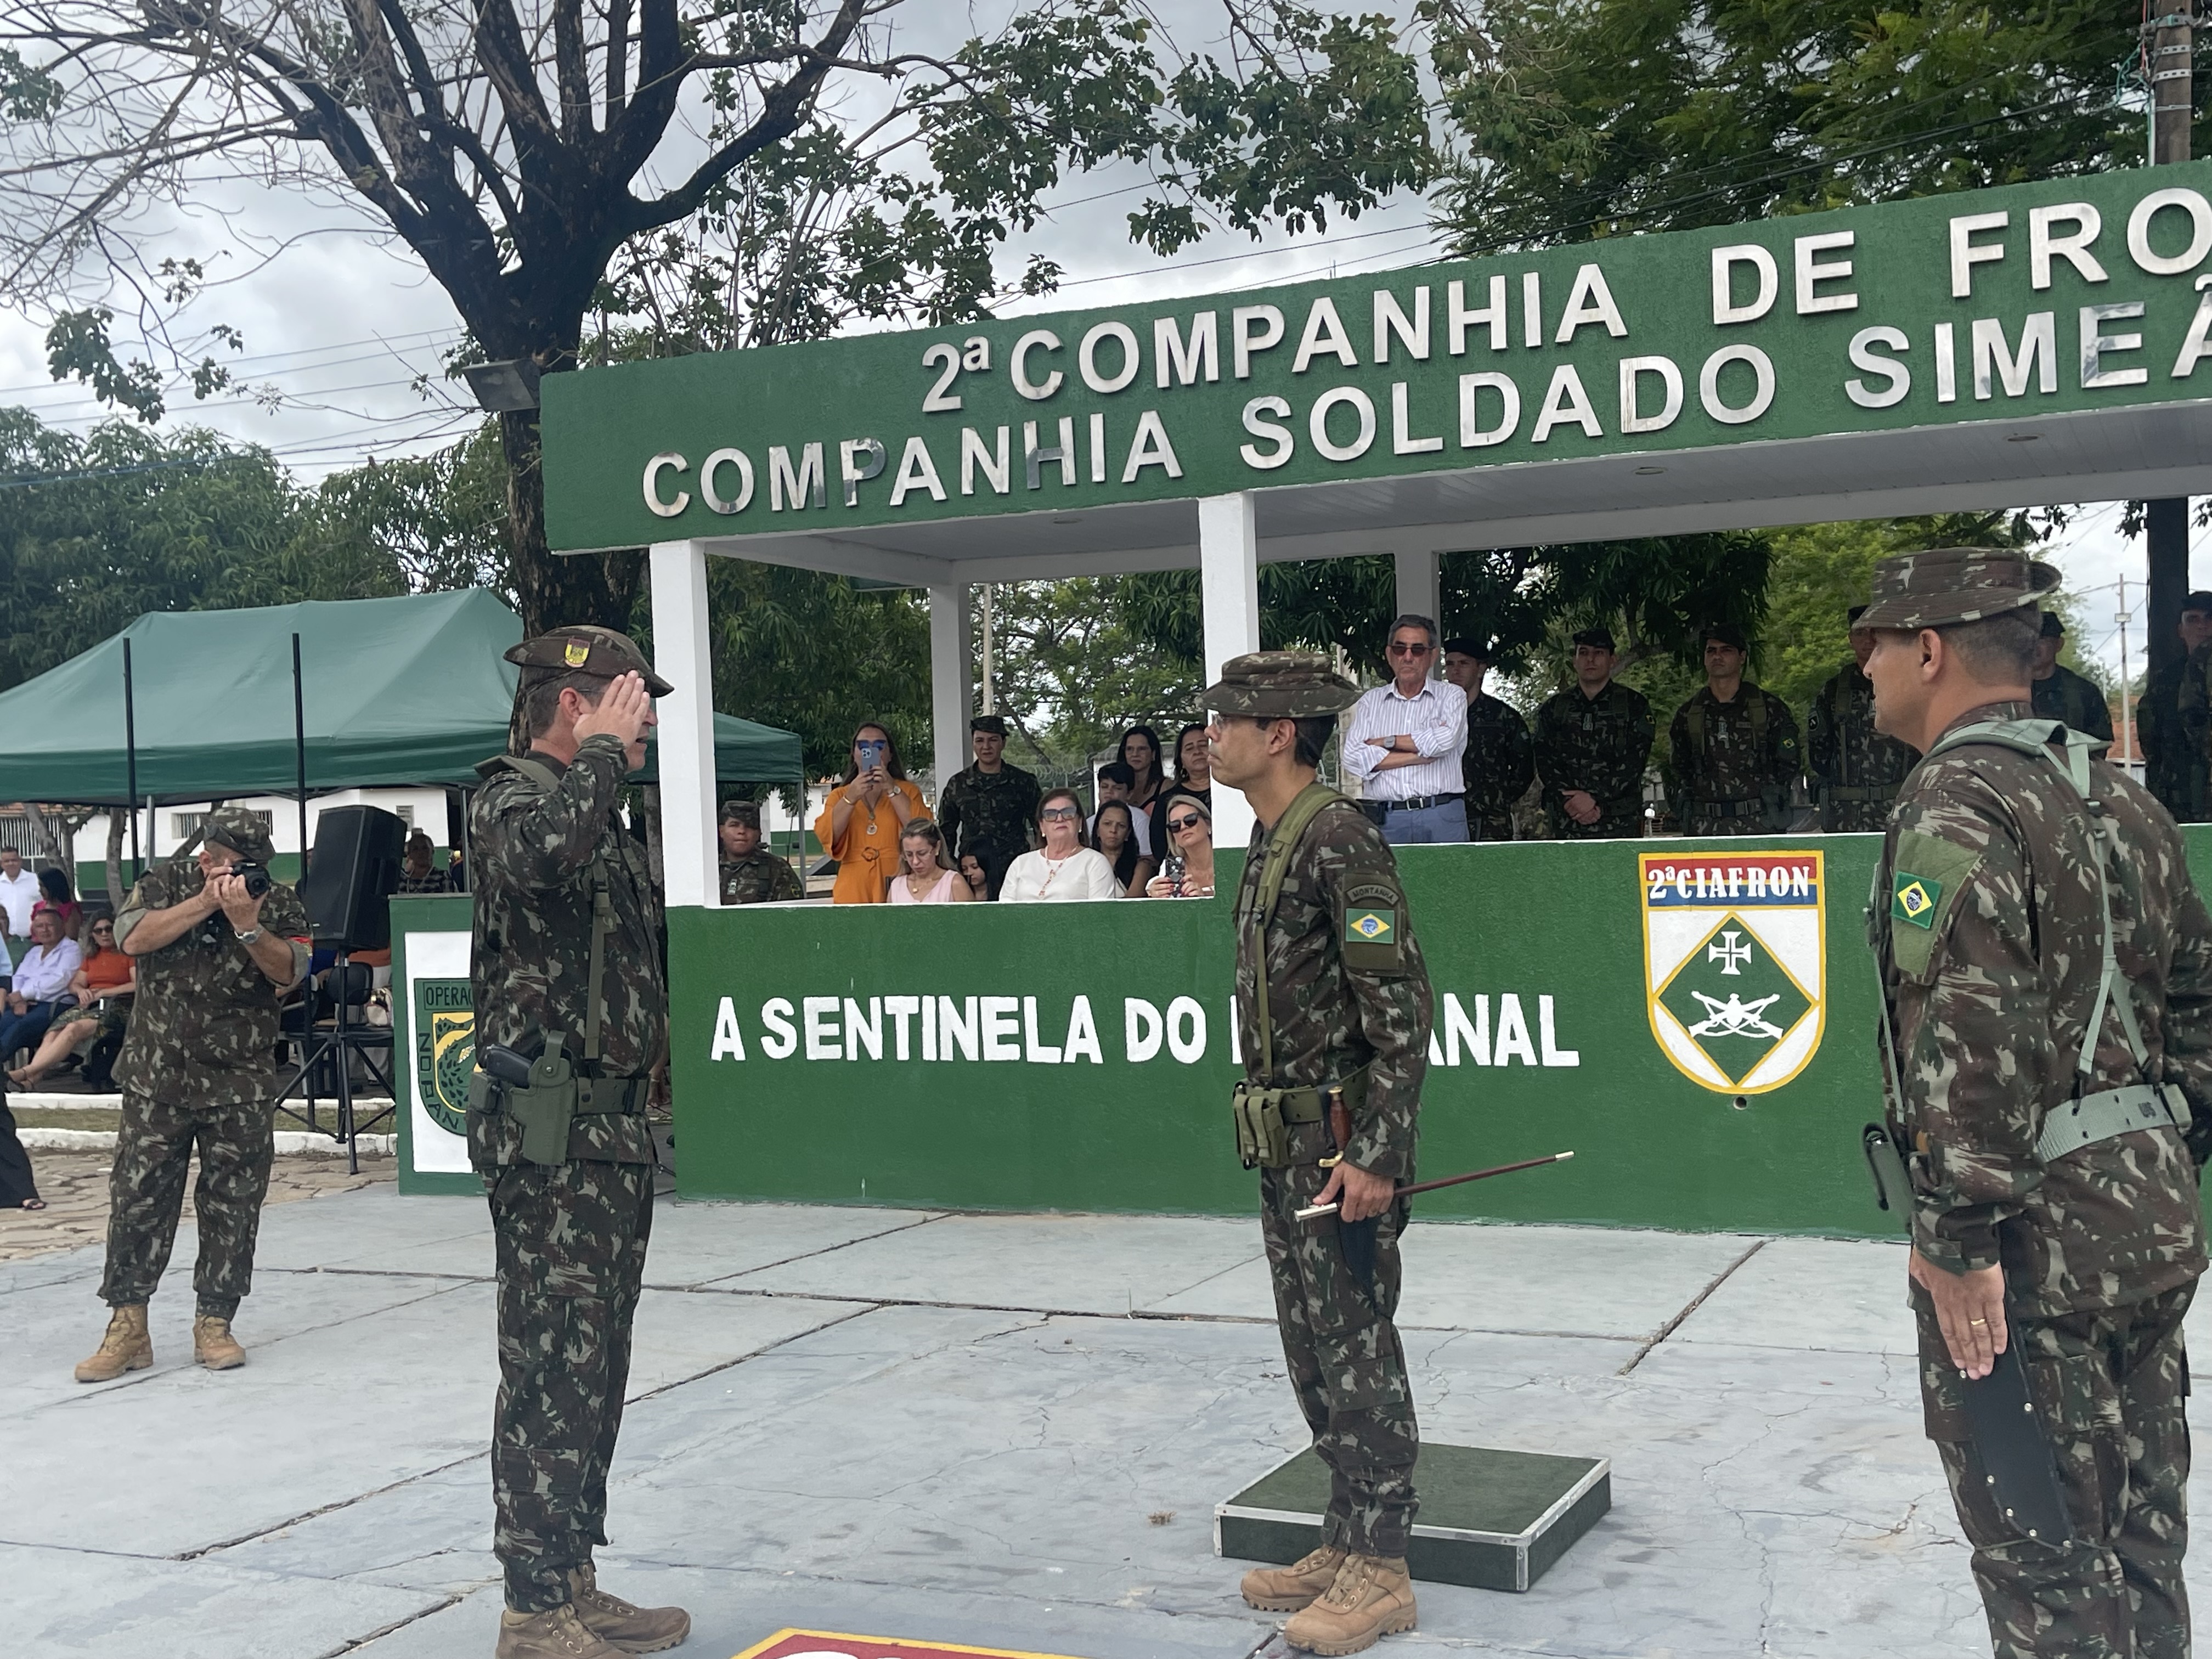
[1345,906,1396,944]
[1891,872,1940,928]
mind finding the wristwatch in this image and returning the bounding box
[233,926,262,943]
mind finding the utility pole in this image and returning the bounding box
[2146,9,2196,681]
[2118,574,2137,778]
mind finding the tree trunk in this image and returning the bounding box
[501,405,646,634]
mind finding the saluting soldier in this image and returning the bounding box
[470,627,689,1659]
[2138,589,2212,823]
[72,806,312,1381]
[1663,623,1802,836]
[716,800,802,905]
[935,713,1040,867]
[1861,549,2212,1658]
[1805,605,1918,832]
[1531,627,1655,838]
[2029,611,2114,741]
[1207,652,1432,1656]
[1440,635,1534,840]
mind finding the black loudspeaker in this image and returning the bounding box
[300,805,407,951]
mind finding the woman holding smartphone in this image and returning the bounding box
[814,722,930,903]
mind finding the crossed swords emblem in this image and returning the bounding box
[1683,929,1784,1039]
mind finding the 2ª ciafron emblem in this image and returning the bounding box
[1640,850,1824,1095]
[412,977,476,1137]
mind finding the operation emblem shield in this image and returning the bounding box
[412,977,477,1137]
[1641,850,1825,1095]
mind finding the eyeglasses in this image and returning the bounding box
[1167,815,1202,832]
[1040,806,1082,821]
[1387,641,1434,656]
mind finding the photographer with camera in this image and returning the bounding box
[73,806,311,1383]
[813,720,930,904]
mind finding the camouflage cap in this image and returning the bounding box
[2186,590,2212,614]
[504,625,674,696]
[1201,651,1362,718]
[719,799,761,826]
[970,714,1009,736]
[1855,547,2061,632]
[204,805,275,865]
[1702,622,1748,652]
[1440,634,1492,660]
[1571,626,1617,651]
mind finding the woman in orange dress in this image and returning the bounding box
[812,723,930,903]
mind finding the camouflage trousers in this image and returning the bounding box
[1916,1281,2195,1658]
[487,1157,653,1613]
[99,1093,275,1319]
[1260,1157,1419,1556]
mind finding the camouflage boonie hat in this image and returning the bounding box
[504,625,673,696]
[204,805,275,864]
[1201,652,1362,718]
[1856,547,2061,631]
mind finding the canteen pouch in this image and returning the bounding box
[1233,1085,1291,1171]
[1863,1123,1912,1219]
[506,1034,581,1165]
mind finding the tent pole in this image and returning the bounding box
[122,637,139,881]
[292,632,309,874]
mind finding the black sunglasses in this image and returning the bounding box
[1167,814,1202,832]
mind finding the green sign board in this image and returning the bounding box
[546,162,2212,552]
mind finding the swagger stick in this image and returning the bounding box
[1294,1151,1575,1222]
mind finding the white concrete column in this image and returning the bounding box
[1199,492,1261,851]
[1393,548,1440,634]
[649,539,717,909]
[928,584,974,798]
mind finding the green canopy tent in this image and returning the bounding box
[0,590,800,803]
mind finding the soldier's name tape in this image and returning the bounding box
[707,990,1582,1069]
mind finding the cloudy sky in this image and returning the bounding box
[0,0,2197,686]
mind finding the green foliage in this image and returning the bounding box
[289,424,513,602]
[977,577,1203,774]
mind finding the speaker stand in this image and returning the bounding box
[273,950,395,1175]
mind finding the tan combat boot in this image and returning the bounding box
[569,1564,691,1652]
[494,1605,625,1658]
[1240,1543,1348,1612]
[74,1304,152,1383]
[193,1314,246,1371]
[1282,1553,1418,1655]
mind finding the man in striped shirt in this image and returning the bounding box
[1340,613,1470,844]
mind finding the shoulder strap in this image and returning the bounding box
[1748,691,1767,752]
[1830,672,1854,787]
[1927,717,2149,1082]
[1684,698,1706,761]
[1250,782,1352,1083]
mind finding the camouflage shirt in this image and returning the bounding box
[936,763,1041,864]
[1804,662,1918,832]
[719,849,803,905]
[1532,680,1655,837]
[470,735,665,1166]
[1233,788,1431,1179]
[2153,643,2212,823]
[1463,692,1535,837]
[1664,682,1803,835]
[1872,701,2212,1316]
[112,864,312,1109]
[2030,663,2114,742]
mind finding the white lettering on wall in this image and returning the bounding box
[710,996,746,1060]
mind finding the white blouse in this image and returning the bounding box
[1000,847,1124,902]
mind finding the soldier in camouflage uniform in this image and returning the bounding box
[2029,611,2114,742]
[1441,636,1533,840]
[1663,623,1803,836]
[73,806,312,1383]
[717,800,802,905]
[935,714,1040,867]
[1861,548,2212,1659]
[470,626,690,1659]
[1805,605,1919,832]
[2138,589,2212,824]
[1207,652,1432,1656]
[1532,627,1655,838]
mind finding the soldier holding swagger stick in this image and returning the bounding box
[1862,549,2212,1658]
[470,627,689,1659]
[1209,652,1434,1656]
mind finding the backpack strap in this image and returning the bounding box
[1249,781,1352,1084]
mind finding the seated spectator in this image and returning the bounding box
[38,868,83,941]
[0,907,83,1062]
[814,723,931,904]
[1091,761,1154,857]
[1093,801,1155,898]
[889,820,972,905]
[396,832,452,894]
[1146,796,1217,898]
[1118,725,1170,828]
[447,848,467,891]
[0,845,37,940]
[719,800,803,904]
[1154,723,1214,831]
[958,850,1009,901]
[1001,790,1124,902]
[10,913,133,1086]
